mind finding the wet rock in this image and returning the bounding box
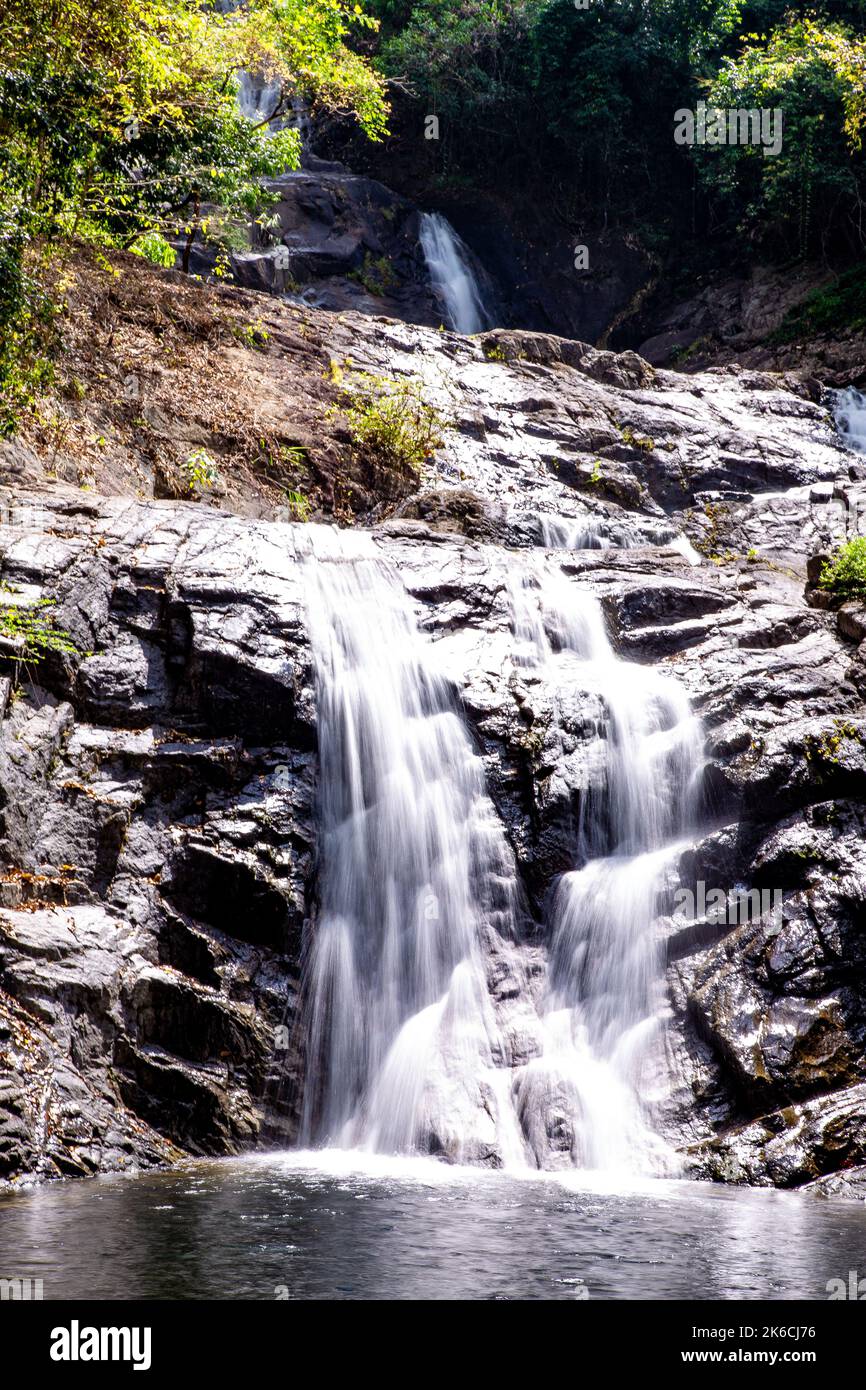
[838,603,866,643]
[687,1085,866,1189]
[0,295,862,1193]
[234,170,451,327]
[0,510,319,1180]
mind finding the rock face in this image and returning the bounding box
[0,505,316,1180]
[1,295,865,1192]
[237,163,444,325]
[221,160,495,330]
[626,261,866,387]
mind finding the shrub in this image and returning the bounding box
[131,232,177,270]
[183,450,221,492]
[772,266,866,343]
[341,373,446,477]
[820,538,866,600]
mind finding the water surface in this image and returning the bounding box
[2,1152,864,1300]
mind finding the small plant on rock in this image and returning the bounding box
[820,538,866,601]
[620,425,654,451]
[282,489,312,522]
[235,320,270,350]
[183,449,221,493]
[349,253,397,297]
[341,372,447,479]
[0,599,77,662]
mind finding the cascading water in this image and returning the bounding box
[298,522,703,1175]
[540,515,610,551]
[510,562,704,1174]
[419,212,493,334]
[237,70,282,125]
[834,386,866,455]
[299,527,524,1163]
[539,512,700,561]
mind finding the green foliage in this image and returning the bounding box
[372,0,866,259]
[341,372,446,477]
[374,0,748,209]
[283,445,306,465]
[620,426,654,451]
[131,231,176,268]
[283,489,312,521]
[697,19,866,257]
[772,267,866,343]
[820,538,866,601]
[349,252,397,295]
[0,216,59,436]
[236,320,271,349]
[183,449,221,492]
[804,718,862,766]
[376,0,543,187]
[0,0,388,244]
[0,600,78,662]
[0,0,388,432]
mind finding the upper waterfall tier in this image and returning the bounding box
[419,212,495,334]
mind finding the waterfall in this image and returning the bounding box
[540,515,610,551]
[237,71,282,125]
[509,564,704,1174]
[834,387,866,455]
[299,528,524,1163]
[298,524,703,1175]
[419,212,493,334]
[539,512,697,557]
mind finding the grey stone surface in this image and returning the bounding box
[0,320,864,1192]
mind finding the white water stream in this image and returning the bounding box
[834,386,866,455]
[299,529,524,1162]
[507,566,703,1172]
[300,528,703,1174]
[419,212,493,334]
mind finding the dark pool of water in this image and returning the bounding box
[1,1151,865,1300]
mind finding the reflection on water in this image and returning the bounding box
[1,1152,865,1301]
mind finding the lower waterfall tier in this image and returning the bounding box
[0,304,864,1193]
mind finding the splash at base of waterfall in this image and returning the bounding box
[517,848,684,1176]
